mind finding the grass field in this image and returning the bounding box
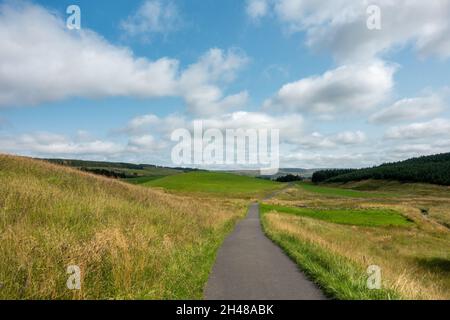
[262,182,450,300]
[2,153,449,300]
[143,171,282,199]
[297,182,391,198]
[123,175,169,184]
[0,155,247,299]
[261,204,412,227]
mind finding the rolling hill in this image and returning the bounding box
[0,154,246,299]
[143,171,282,198]
[312,153,450,186]
[42,158,188,183]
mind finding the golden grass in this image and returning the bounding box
[264,183,450,300]
[0,154,246,299]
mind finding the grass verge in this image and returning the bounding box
[260,211,401,299]
[0,155,246,299]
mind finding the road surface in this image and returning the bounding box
[204,203,326,300]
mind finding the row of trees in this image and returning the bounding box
[275,174,303,182]
[312,153,450,186]
[80,168,135,179]
[311,169,356,183]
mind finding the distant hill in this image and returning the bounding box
[312,153,450,186]
[41,158,191,183]
[228,168,321,179]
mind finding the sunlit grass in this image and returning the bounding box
[261,204,413,227]
[263,182,450,300]
[0,155,246,299]
[297,182,391,198]
[144,171,282,199]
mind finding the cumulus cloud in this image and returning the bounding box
[0,2,181,106]
[246,0,269,20]
[264,61,395,115]
[370,93,446,123]
[248,0,450,62]
[282,152,377,169]
[0,129,170,161]
[0,111,305,165]
[122,111,304,144]
[333,131,367,145]
[299,130,367,149]
[0,132,124,156]
[121,113,187,136]
[127,134,167,152]
[384,118,450,140]
[0,2,247,116]
[120,0,182,40]
[179,48,250,115]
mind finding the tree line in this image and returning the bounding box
[311,153,450,186]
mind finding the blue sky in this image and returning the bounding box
[1,0,450,168]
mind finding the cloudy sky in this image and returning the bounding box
[0,0,450,169]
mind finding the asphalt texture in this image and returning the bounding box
[204,203,326,300]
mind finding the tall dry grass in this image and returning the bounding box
[263,183,450,300]
[0,154,246,299]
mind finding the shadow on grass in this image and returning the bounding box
[416,257,450,274]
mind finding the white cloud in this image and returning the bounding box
[120,0,182,40]
[123,111,304,144]
[333,131,367,145]
[0,132,123,156]
[0,129,170,160]
[299,130,366,149]
[0,3,248,116]
[127,134,166,152]
[384,118,450,140]
[1,111,305,165]
[264,60,395,115]
[179,48,249,115]
[0,2,178,106]
[122,113,187,136]
[283,152,375,169]
[252,0,450,62]
[246,0,269,20]
[200,111,304,143]
[370,93,446,123]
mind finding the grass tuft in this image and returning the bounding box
[0,154,246,299]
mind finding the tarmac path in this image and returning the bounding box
[204,203,326,300]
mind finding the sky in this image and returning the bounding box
[0,0,450,169]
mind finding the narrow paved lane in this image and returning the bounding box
[204,203,326,300]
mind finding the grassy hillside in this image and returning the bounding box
[43,158,185,183]
[262,181,450,299]
[0,155,246,299]
[312,153,450,185]
[143,171,282,198]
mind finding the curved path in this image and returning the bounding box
[204,203,326,300]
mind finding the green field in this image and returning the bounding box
[143,171,282,198]
[123,175,171,184]
[261,204,413,227]
[297,182,390,198]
